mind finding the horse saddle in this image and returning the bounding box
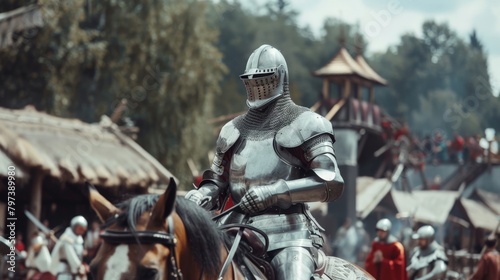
[226,227,266,257]
[225,227,274,280]
[225,228,374,280]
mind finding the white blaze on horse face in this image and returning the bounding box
[104,245,130,280]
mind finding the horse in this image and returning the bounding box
[87,180,374,280]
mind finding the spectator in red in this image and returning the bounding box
[469,236,500,280]
[429,176,441,190]
[365,219,407,280]
[15,232,25,252]
[381,120,393,140]
[467,135,484,163]
[450,132,465,164]
[394,122,410,141]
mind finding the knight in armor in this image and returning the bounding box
[407,225,448,280]
[50,216,88,280]
[365,219,407,280]
[26,235,52,279]
[186,44,344,280]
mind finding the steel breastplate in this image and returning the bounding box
[229,137,302,202]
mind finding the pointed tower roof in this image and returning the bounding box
[355,55,387,86]
[313,47,369,79]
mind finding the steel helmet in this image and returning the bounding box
[71,215,88,229]
[240,44,289,109]
[31,235,45,246]
[376,218,392,232]
[413,225,435,241]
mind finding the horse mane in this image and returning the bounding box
[101,194,234,279]
[103,194,160,230]
[175,198,225,279]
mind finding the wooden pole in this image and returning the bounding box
[27,170,44,247]
[110,98,128,123]
[344,79,351,99]
[469,228,475,276]
[448,223,455,272]
[369,86,375,103]
[356,83,362,100]
[344,80,352,122]
[322,79,329,100]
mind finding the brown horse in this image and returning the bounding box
[87,180,373,280]
[88,180,243,280]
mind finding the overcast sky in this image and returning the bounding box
[241,0,500,95]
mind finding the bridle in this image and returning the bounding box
[100,216,183,280]
[98,203,268,280]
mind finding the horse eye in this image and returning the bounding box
[137,266,159,280]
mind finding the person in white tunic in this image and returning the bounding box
[49,216,88,280]
[26,235,52,279]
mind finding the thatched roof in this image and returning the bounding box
[355,55,387,86]
[411,190,459,225]
[356,177,397,218]
[313,48,387,86]
[314,48,367,78]
[454,198,500,232]
[355,176,499,230]
[470,188,500,215]
[0,106,175,188]
[0,4,43,48]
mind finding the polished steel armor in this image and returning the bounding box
[186,44,344,280]
[407,226,448,280]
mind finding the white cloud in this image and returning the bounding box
[290,0,500,92]
[237,0,500,91]
[490,55,500,96]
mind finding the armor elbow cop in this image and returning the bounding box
[270,142,344,208]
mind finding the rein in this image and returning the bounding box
[217,214,249,279]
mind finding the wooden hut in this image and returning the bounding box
[0,106,176,239]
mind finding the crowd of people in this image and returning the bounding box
[416,131,499,165]
[332,218,500,280]
[6,217,102,280]
[381,120,499,168]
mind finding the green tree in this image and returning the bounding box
[371,20,497,135]
[0,0,226,188]
[93,0,226,187]
[0,0,35,12]
[0,0,106,119]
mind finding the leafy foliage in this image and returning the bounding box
[0,0,225,188]
[370,20,499,136]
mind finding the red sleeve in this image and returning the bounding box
[380,242,406,280]
[15,242,25,251]
[469,254,488,280]
[365,242,378,278]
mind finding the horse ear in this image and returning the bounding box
[86,182,121,222]
[150,178,177,228]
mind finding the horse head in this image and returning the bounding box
[87,181,171,280]
[142,180,241,279]
[87,179,240,280]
